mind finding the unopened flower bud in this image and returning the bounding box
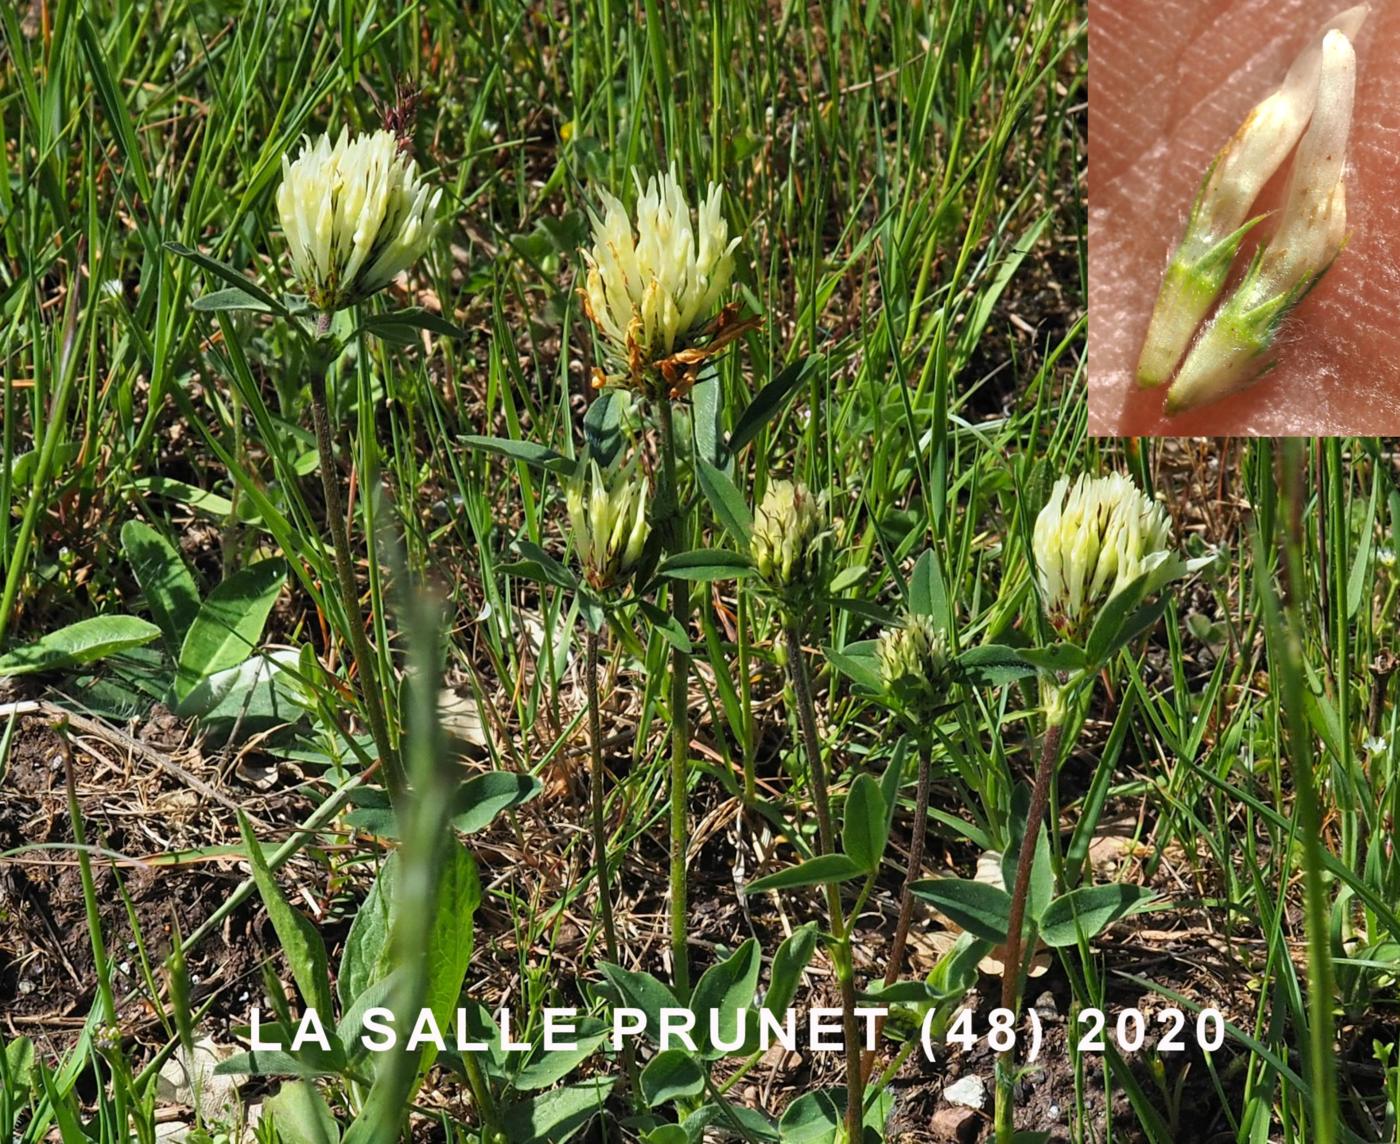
[876,613,950,713]
[751,480,823,592]
[567,462,651,591]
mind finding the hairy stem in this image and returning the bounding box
[585,628,621,963]
[785,624,864,1142]
[995,690,1065,1144]
[308,311,404,800]
[655,399,691,995]
[1278,439,1340,1143]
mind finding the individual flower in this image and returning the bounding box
[580,164,751,398]
[567,461,651,592]
[876,612,950,715]
[751,480,824,594]
[1135,6,1367,389]
[1165,29,1357,414]
[1033,472,1187,639]
[276,127,440,313]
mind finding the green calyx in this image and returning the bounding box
[1172,211,1271,303]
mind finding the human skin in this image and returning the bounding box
[1089,0,1400,436]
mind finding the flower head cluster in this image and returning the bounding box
[567,461,651,592]
[876,613,950,715]
[581,164,745,397]
[1033,473,1184,638]
[276,127,440,313]
[751,480,824,595]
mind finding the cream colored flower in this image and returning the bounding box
[876,613,950,712]
[1033,473,1184,638]
[567,462,651,591]
[751,480,823,592]
[276,127,440,313]
[581,164,740,389]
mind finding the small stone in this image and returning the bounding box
[943,1073,986,1109]
[930,1105,980,1143]
[156,1038,239,1122]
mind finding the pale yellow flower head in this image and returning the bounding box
[567,461,651,592]
[751,480,823,593]
[1033,473,1183,638]
[276,127,440,313]
[582,164,739,379]
[876,613,950,712]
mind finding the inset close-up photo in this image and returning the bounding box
[1089,0,1400,435]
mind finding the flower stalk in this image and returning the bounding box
[749,476,861,1136]
[578,164,748,994]
[566,459,650,965]
[584,628,621,964]
[1000,468,1204,1137]
[994,683,1065,1144]
[655,398,692,994]
[784,624,865,1143]
[860,734,933,1086]
[885,737,932,986]
[307,312,404,799]
[869,611,950,1027]
[274,125,442,804]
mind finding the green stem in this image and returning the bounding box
[739,590,757,807]
[459,1011,501,1136]
[785,624,863,1143]
[1278,439,1340,1143]
[585,627,621,963]
[58,723,117,1032]
[0,277,81,644]
[995,687,1065,1144]
[886,735,932,980]
[307,311,404,801]
[656,399,691,995]
[861,735,932,1083]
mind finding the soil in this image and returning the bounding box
[0,688,1292,1144]
[1,714,283,1068]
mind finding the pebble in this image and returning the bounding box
[943,1073,987,1109]
[930,1105,980,1142]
